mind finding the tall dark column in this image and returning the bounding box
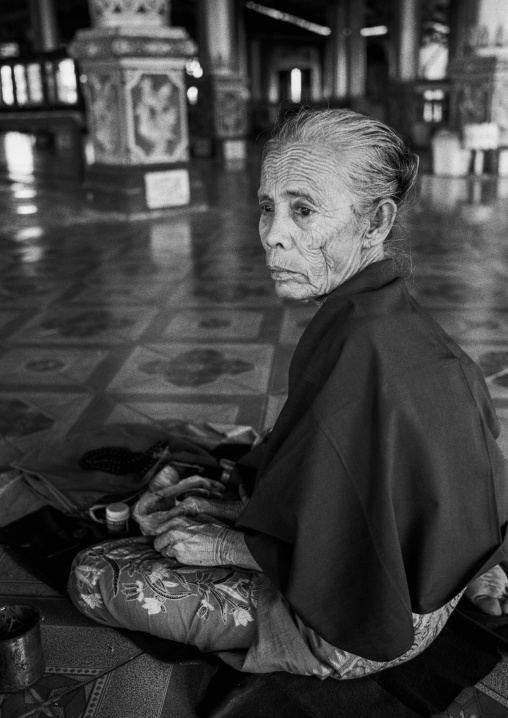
[249,40,262,102]
[392,0,420,81]
[386,0,421,139]
[198,0,249,160]
[325,0,366,101]
[29,0,60,52]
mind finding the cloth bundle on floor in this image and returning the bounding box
[10,422,258,517]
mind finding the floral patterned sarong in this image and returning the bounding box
[68,537,463,678]
[68,537,260,652]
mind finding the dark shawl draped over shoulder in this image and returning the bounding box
[236,259,508,662]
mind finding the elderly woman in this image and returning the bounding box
[68,109,508,679]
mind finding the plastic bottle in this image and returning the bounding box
[106,502,130,534]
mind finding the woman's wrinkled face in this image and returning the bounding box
[258,143,367,301]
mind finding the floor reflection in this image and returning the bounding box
[0,158,506,446]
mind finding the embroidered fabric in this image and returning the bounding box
[68,536,260,653]
[68,536,462,679]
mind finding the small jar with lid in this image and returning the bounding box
[106,502,130,535]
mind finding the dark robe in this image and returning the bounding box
[236,259,508,662]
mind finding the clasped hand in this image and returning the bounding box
[132,471,250,567]
[152,515,233,566]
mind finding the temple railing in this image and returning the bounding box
[0,51,83,111]
[0,52,86,181]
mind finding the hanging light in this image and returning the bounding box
[290,68,302,104]
[186,59,203,78]
[360,26,389,37]
[245,2,331,36]
[187,86,198,104]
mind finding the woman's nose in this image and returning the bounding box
[262,212,292,249]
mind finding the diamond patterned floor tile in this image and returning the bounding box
[162,310,264,340]
[107,343,274,395]
[8,306,159,345]
[0,347,108,387]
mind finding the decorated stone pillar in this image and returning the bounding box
[198,0,249,160]
[69,0,197,213]
[449,0,508,147]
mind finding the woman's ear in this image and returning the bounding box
[362,199,397,249]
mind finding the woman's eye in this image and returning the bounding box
[259,204,272,214]
[296,206,313,217]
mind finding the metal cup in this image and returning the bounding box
[0,604,45,693]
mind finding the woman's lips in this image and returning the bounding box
[268,267,299,280]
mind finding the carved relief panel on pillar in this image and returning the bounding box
[493,78,508,144]
[211,78,248,139]
[86,71,126,162]
[450,55,508,139]
[453,78,493,126]
[214,90,246,137]
[125,68,188,162]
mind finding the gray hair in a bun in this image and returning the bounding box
[263,108,419,216]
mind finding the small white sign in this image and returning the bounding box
[463,122,500,150]
[144,169,190,209]
[223,140,247,160]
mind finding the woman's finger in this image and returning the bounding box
[156,516,189,531]
[152,503,223,535]
[148,465,181,492]
[152,514,186,535]
[175,477,226,494]
[139,523,156,537]
[161,503,191,520]
[161,543,175,559]
[153,531,175,552]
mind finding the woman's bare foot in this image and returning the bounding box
[464,564,508,616]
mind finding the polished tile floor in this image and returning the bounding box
[1,132,508,717]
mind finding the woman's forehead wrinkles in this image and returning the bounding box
[261,144,341,200]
